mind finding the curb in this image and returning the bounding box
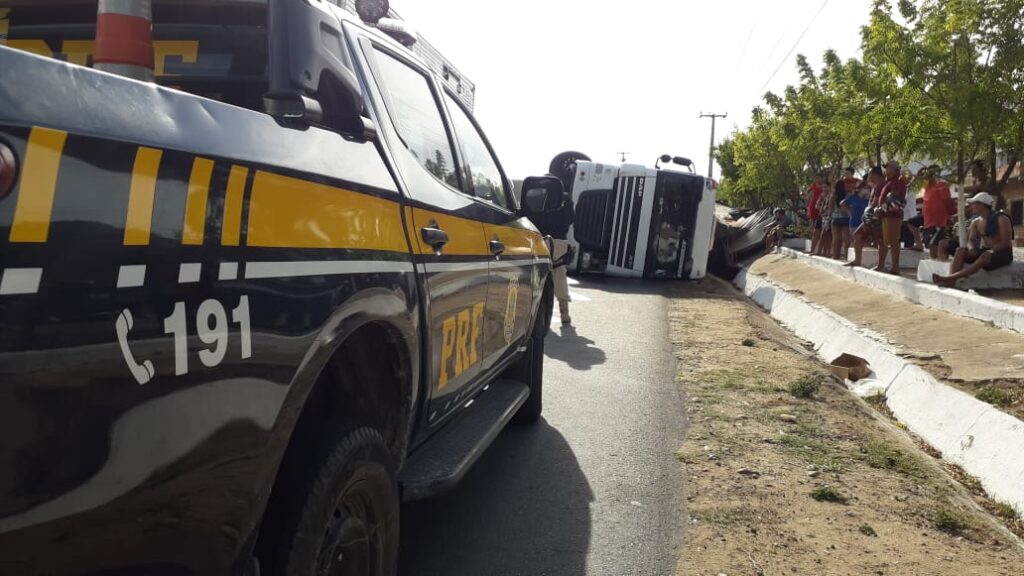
[735,267,1024,514]
[778,248,1024,336]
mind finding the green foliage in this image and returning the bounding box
[933,508,969,534]
[859,524,879,537]
[994,501,1019,520]
[863,440,923,477]
[810,486,849,504]
[719,0,1024,208]
[789,373,823,399]
[741,338,757,347]
[975,387,1017,407]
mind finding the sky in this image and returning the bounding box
[394,0,872,180]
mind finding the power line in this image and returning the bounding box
[736,21,757,66]
[756,0,832,98]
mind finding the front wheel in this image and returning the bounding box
[511,297,549,424]
[262,427,399,576]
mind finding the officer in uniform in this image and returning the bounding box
[530,189,575,325]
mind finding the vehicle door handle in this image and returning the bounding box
[489,239,506,256]
[421,224,449,254]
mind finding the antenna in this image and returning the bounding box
[616,152,631,163]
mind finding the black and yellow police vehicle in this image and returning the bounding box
[0,1,563,574]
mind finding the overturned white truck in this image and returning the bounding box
[550,152,717,279]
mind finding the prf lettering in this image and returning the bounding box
[438,303,485,389]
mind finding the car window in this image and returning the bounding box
[371,48,460,190]
[443,94,508,209]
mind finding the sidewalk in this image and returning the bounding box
[748,255,1024,395]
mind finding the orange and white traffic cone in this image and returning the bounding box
[94,0,154,81]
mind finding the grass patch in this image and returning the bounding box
[779,435,847,473]
[698,369,748,391]
[863,440,923,477]
[933,508,969,535]
[742,338,757,347]
[788,373,823,399]
[859,524,878,537]
[975,387,1017,407]
[810,486,849,504]
[994,501,1019,520]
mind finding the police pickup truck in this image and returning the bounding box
[0,1,562,574]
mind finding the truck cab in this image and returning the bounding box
[563,155,717,279]
[0,1,560,574]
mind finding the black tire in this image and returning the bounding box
[511,297,549,424]
[548,151,591,192]
[261,427,399,576]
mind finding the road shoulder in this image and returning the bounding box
[670,280,1023,576]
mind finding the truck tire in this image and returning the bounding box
[263,427,399,576]
[511,298,549,424]
[548,151,591,191]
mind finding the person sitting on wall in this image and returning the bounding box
[932,192,1015,287]
[764,208,787,253]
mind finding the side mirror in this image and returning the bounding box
[520,176,565,216]
[268,0,372,138]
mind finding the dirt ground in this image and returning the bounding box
[669,279,1024,576]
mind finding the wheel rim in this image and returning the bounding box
[316,480,385,576]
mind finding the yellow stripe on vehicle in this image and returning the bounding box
[222,165,248,247]
[247,171,407,251]
[407,207,488,256]
[123,147,163,246]
[182,157,214,245]
[9,127,68,243]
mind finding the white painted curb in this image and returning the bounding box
[735,268,1024,514]
[778,248,1024,336]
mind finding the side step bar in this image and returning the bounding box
[399,379,529,501]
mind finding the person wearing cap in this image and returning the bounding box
[806,173,825,254]
[919,165,956,260]
[845,166,884,268]
[874,160,908,274]
[933,192,1015,287]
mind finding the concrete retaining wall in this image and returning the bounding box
[735,268,1024,514]
[779,248,1024,335]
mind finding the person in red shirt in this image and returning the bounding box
[874,160,907,274]
[919,165,956,260]
[806,173,825,254]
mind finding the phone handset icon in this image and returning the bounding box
[116,309,155,385]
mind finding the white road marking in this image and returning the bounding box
[218,262,239,281]
[568,291,592,302]
[0,268,43,295]
[178,263,202,284]
[117,265,146,288]
[244,260,414,279]
[567,277,581,286]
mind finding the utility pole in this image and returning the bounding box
[616,152,631,163]
[699,112,727,180]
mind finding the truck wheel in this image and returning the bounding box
[511,299,548,424]
[264,427,399,576]
[548,151,590,191]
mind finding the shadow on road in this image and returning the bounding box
[544,325,606,370]
[399,420,593,576]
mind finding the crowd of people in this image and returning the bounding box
[765,161,1016,286]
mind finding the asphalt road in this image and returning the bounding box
[400,277,687,576]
